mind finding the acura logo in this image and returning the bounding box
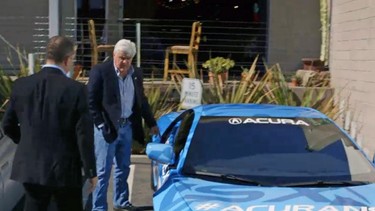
[228,118,242,125]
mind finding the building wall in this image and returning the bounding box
[0,0,76,70]
[0,0,48,69]
[0,0,48,54]
[1,0,48,51]
[267,0,321,73]
[0,0,322,74]
[330,0,375,158]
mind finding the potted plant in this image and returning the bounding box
[202,57,235,85]
[290,75,301,87]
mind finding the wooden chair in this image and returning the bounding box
[72,64,84,80]
[163,21,202,81]
[88,19,115,67]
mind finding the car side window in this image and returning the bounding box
[173,112,195,156]
[164,124,180,145]
[158,110,195,168]
[160,110,194,144]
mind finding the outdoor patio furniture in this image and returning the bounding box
[163,21,202,81]
[88,19,115,67]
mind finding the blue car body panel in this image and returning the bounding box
[153,176,375,211]
[195,104,327,118]
[156,111,181,134]
[149,104,375,211]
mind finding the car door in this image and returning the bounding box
[150,110,195,191]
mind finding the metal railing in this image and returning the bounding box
[32,16,49,57]
[70,18,268,79]
[1,17,268,79]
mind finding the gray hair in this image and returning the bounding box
[113,39,136,58]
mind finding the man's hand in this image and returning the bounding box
[100,123,117,143]
[88,177,98,193]
[150,126,160,136]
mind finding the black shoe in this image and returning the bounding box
[113,203,139,211]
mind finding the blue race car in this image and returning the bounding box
[146,104,375,211]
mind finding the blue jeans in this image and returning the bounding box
[92,122,132,211]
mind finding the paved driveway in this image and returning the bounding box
[13,155,154,211]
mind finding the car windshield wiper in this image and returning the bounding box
[280,180,370,187]
[193,171,266,186]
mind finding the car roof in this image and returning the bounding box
[192,103,327,118]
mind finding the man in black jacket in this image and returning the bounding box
[2,36,97,211]
[88,39,159,211]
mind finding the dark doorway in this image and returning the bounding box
[76,0,106,69]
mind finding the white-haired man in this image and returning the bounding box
[88,39,159,211]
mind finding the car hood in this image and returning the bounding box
[153,177,375,211]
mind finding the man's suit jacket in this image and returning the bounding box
[87,60,156,144]
[2,67,96,187]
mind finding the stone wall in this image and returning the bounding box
[330,0,375,157]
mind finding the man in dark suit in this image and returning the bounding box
[88,39,159,211]
[2,36,97,211]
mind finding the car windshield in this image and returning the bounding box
[182,116,375,186]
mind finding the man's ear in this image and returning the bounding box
[62,56,69,67]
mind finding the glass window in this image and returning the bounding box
[183,116,375,186]
[90,0,105,9]
[173,112,194,155]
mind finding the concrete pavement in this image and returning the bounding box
[13,155,154,211]
[86,155,154,211]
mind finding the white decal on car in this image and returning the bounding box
[228,118,243,125]
[228,118,310,126]
[193,204,375,211]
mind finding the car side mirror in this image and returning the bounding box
[146,143,174,165]
[152,134,162,143]
[373,154,375,165]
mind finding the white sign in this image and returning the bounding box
[180,78,202,109]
